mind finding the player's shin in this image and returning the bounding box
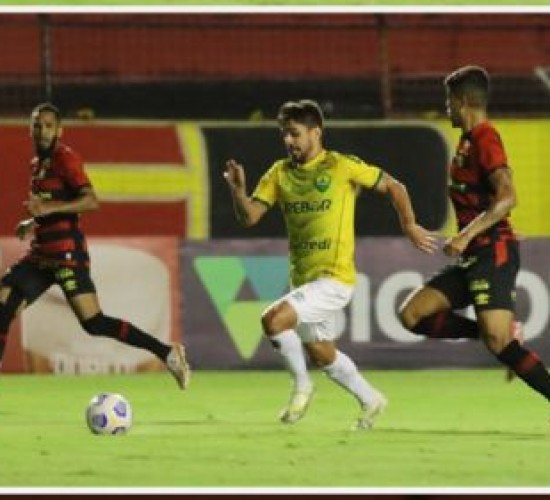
[322,350,382,407]
[0,304,9,360]
[81,313,170,360]
[0,291,25,361]
[269,329,312,392]
[0,332,7,362]
[497,339,550,402]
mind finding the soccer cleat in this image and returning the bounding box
[166,343,191,390]
[353,391,388,431]
[279,386,315,424]
[506,321,524,382]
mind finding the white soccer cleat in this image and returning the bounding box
[353,391,388,431]
[506,321,524,382]
[166,343,191,390]
[279,386,315,424]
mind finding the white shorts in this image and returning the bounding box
[276,278,353,343]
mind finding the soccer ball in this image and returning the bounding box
[86,393,133,435]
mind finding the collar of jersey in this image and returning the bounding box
[296,149,328,171]
[464,120,491,140]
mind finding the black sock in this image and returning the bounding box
[411,311,479,339]
[498,339,550,402]
[82,314,171,361]
[0,332,7,361]
[118,321,172,361]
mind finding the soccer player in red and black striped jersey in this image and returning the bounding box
[0,103,190,389]
[399,65,550,404]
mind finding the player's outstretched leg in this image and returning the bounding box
[322,350,388,431]
[497,337,550,402]
[80,313,191,390]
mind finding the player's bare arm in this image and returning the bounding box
[375,172,437,254]
[444,167,516,257]
[24,186,99,218]
[224,159,268,227]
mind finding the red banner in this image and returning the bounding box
[0,122,210,238]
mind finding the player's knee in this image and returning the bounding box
[483,331,509,355]
[310,355,327,368]
[304,341,337,368]
[398,302,419,331]
[261,308,277,336]
[262,301,296,337]
[81,313,117,337]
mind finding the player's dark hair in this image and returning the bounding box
[444,66,490,108]
[277,99,324,129]
[32,102,62,122]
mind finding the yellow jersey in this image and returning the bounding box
[252,149,382,287]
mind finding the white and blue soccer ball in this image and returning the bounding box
[86,393,133,435]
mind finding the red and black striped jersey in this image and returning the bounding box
[28,142,92,267]
[449,121,516,253]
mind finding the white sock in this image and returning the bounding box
[323,350,380,407]
[270,330,312,392]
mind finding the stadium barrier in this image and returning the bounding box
[2,234,550,373]
[183,237,550,370]
[1,14,548,118]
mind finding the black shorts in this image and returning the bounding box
[427,240,519,312]
[1,258,96,305]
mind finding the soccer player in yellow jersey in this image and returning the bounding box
[224,99,436,430]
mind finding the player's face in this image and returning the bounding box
[280,120,321,164]
[446,90,464,128]
[31,110,61,153]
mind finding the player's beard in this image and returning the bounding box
[36,136,58,160]
[287,144,311,166]
[288,149,304,165]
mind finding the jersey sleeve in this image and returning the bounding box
[251,162,279,207]
[476,128,508,174]
[61,148,92,190]
[346,155,383,189]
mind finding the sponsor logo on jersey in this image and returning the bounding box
[291,238,332,251]
[473,292,491,306]
[470,279,490,292]
[284,199,331,214]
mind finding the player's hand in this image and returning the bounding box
[404,223,438,254]
[24,194,50,217]
[15,218,35,240]
[224,159,247,194]
[443,233,470,257]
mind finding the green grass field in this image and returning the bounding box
[1,368,549,489]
